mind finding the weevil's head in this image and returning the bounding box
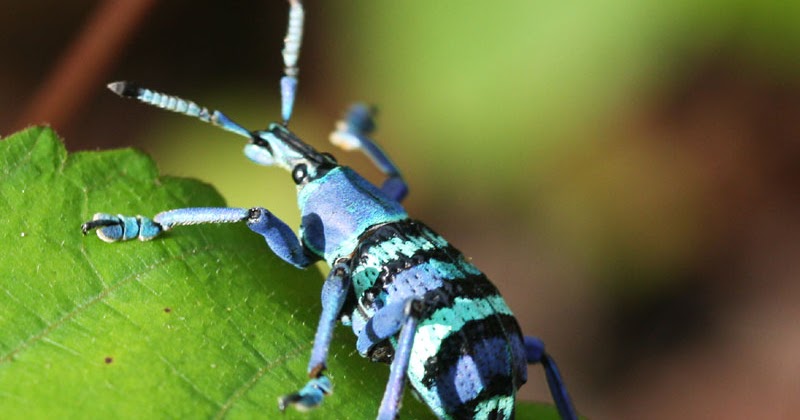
[244,122,406,264]
[245,123,339,187]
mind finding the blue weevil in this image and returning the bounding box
[81,1,578,419]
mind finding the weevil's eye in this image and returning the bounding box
[292,163,308,184]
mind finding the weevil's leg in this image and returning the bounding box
[277,376,332,413]
[329,104,409,202]
[107,82,253,140]
[82,207,317,268]
[524,336,578,420]
[376,299,424,420]
[280,0,304,125]
[81,208,250,243]
[279,263,350,412]
[355,299,409,357]
[244,207,317,268]
[306,263,351,376]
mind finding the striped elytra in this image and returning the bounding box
[343,219,528,419]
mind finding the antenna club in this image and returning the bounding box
[107,81,140,98]
[280,0,304,124]
[281,76,298,125]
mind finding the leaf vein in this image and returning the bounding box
[0,244,222,364]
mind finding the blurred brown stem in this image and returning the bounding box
[14,0,157,136]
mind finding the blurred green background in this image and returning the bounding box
[3,1,800,418]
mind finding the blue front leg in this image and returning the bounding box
[245,207,316,268]
[525,336,578,420]
[279,263,351,412]
[82,206,316,269]
[81,207,251,242]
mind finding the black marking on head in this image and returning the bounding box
[250,134,274,155]
[320,152,337,164]
[163,307,171,313]
[270,124,337,169]
[104,356,113,364]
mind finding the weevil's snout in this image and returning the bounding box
[244,124,337,184]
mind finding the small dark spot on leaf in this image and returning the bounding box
[104,356,113,364]
[164,307,171,313]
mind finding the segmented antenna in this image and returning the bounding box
[280,0,304,126]
[107,81,252,139]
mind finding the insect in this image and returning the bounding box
[81,1,578,419]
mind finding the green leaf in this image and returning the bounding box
[0,127,563,419]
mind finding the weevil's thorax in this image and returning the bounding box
[298,166,407,264]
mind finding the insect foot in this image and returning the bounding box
[81,213,163,242]
[278,376,333,413]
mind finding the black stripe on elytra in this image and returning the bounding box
[417,273,502,316]
[357,270,502,324]
[355,220,461,271]
[376,244,457,285]
[355,273,503,365]
[498,308,525,342]
[350,219,474,305]
[446,374,516,419]
[420,313,523,389]
[356,219,432,250]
